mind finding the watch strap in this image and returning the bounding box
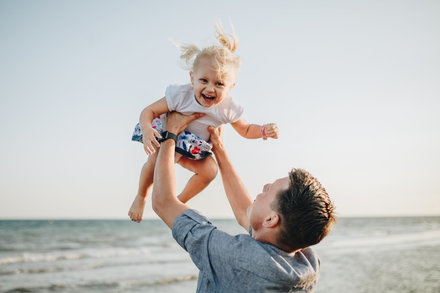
[158,131,177,143]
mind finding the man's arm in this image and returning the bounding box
[208,126,253,230]
[151,112,204,229]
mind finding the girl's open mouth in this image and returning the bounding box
[202,93,215,101]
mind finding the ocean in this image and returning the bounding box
[1,217,439,293]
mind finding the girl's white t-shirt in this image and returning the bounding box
[165,84,243,141]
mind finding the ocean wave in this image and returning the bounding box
[0,257,190,276]
[4,284,67,293]
[0,243,81,252]
[0,247,152,265]
[322,229,440,253]
[0,263,101,276]
[152,274,198,285]
[0,252,87,265]
[115,274,198,289]
[2,275,198,293]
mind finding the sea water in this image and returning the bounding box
[1,217,439,293]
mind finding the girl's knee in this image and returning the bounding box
[202,159,218,181]
[143,152,158,170]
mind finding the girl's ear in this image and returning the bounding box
[190,72,194,85]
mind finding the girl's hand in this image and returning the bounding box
[262,123,279,140]
[142,127,162,155]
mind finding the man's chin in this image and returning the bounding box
[246,205,252,219]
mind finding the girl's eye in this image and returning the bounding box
[199,79,207,83]
[216,82,224,87]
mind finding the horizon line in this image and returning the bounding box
[1,214,439,221]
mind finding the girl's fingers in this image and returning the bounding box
[265,124,279,138]
[265,129,276,135]
[152,130,161,148]
[265,129,279,139]
[152,138,160,148]
[153,129,162,138]
[144,143,155,155]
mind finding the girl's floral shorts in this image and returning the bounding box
[131,116,212,160]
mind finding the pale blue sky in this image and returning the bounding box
[1,0,439,219]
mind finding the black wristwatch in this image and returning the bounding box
[158,131,177,144]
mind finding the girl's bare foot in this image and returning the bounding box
[128,195,147,223]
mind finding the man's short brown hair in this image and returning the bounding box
[272,169,336,251]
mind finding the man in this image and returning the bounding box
[152,112,336,292]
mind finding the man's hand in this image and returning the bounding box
[208,125,223,152]
[166,112,205,134]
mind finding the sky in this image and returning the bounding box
[0,0,439,219]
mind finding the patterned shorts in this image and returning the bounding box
[131,117,212,160]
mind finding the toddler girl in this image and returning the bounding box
[129,23,279,222]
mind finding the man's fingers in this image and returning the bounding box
[208,125,215,135]
[208,125,223,142]
[187,112,205,123]
[208,125,221,137]
[166,112,205,133]
[178,112,205,126]
[218,126,223,136]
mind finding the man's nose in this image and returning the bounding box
[263,184,269,192]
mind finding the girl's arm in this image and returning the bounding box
[230,118,262,139]
[139,97,169,154]
[231,118,279,140]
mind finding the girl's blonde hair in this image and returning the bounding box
[174,22,241,81]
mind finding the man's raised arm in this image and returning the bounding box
[208,126,253,230]
[151,112,204,229]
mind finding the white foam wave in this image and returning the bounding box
[2,275,199,293]
[0,247,151,265]
[323,230,440,253]
[0,252,86,265]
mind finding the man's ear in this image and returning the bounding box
[263,213,280,228]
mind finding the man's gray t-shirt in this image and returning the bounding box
[172,209,320,293]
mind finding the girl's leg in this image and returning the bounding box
[128,151,158,222]
[176,155,218,203]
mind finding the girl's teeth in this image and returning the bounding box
[203,94,214,100]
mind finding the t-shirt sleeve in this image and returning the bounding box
[223,98,244,123]
[172,209,240,277]
[164,84,181,111]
